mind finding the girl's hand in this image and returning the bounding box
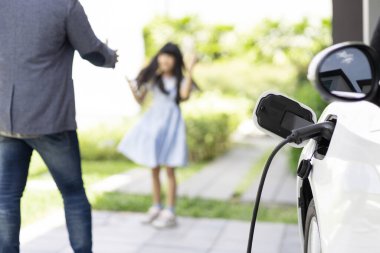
[127,78,147,105]
[185,53,198,73]
[127,78,138,91]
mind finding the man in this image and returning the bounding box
[0,0,118,252]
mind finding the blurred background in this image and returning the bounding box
[24,2,380,252]
[69,0,332,176]
[73,0,331,127]
[24,0,334,237]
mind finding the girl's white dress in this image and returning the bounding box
[118,76,188,168]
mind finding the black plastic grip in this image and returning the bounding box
[290,121,335,144]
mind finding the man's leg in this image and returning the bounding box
[28,131,92,253]
[0,137,32,253]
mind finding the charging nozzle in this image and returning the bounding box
[289,121,335,145]
[246,120,335,253]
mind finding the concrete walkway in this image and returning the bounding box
[92,145,267,200]
[21,127,302,253]
[91,146,263,199]
[21,211,302,253]
[92,136,298,206]
[178,146,263,200]
[241,149,297,205]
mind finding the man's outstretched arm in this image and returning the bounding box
[66,0,117,68]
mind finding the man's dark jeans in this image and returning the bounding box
[0,131,92,253]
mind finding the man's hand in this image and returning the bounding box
[105,39,119,67]
[114,50,119,65]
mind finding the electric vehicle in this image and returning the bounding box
[249,42,380,253]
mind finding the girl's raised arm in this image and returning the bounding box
[127,79,148,105]
[180,54,198,101]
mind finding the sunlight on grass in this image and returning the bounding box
[91,192,298,224]
[29,152,48,178]
[22,160,205,227]
[82,160,136,186]
[22,160,136,227]
[21,190,62,227]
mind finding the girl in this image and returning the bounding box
[118,42,197,228]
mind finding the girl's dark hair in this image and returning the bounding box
[136,42,197,104]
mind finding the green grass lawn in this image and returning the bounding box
[21,190,62,227]
[87,149,298,225]
[21,155,206,227]
[91,192,298,224]
[22,154,298,227]
[22,155,137,226]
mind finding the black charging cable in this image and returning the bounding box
[246,137,292,253]
[246,121,335,253]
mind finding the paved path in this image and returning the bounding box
[27,136,299,206]
[21,211,302,253]
[91,136,298,206]
[92,145,269,200]
[177,146,263,200]
[21,128,302,253]
[241,149,298,205]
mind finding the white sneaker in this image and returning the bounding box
[152,209,177,229]
[141,206,162,224]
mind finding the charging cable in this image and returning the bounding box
[246,121,335,253]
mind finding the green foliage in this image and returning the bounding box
[289,148,302,174]
[185,113,232,161]
[29,152,50,178]
[236,18,331,173]
[82,160,136,186]
[81,16,332,171]
[75,92,247,163]
[183,91,249,161]
[143,15,331,81]
[78,122,135,161]
[21,190,62,227]
[193,59,296,100]
[241,18,332,82]
[143,15,236,61]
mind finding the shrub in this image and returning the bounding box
[183,91,249,161]
[78,121,134,161]
[78,92,249,163]
[185,112,235,161]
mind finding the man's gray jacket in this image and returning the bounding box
[0,0,117,135]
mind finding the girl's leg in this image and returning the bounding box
[142,166,162,224]
[151,167,177,228]
[166,167,177,212]
[152,166,161,207]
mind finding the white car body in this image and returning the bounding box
[298,100,380,252]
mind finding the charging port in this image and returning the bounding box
[314,116,337,159]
